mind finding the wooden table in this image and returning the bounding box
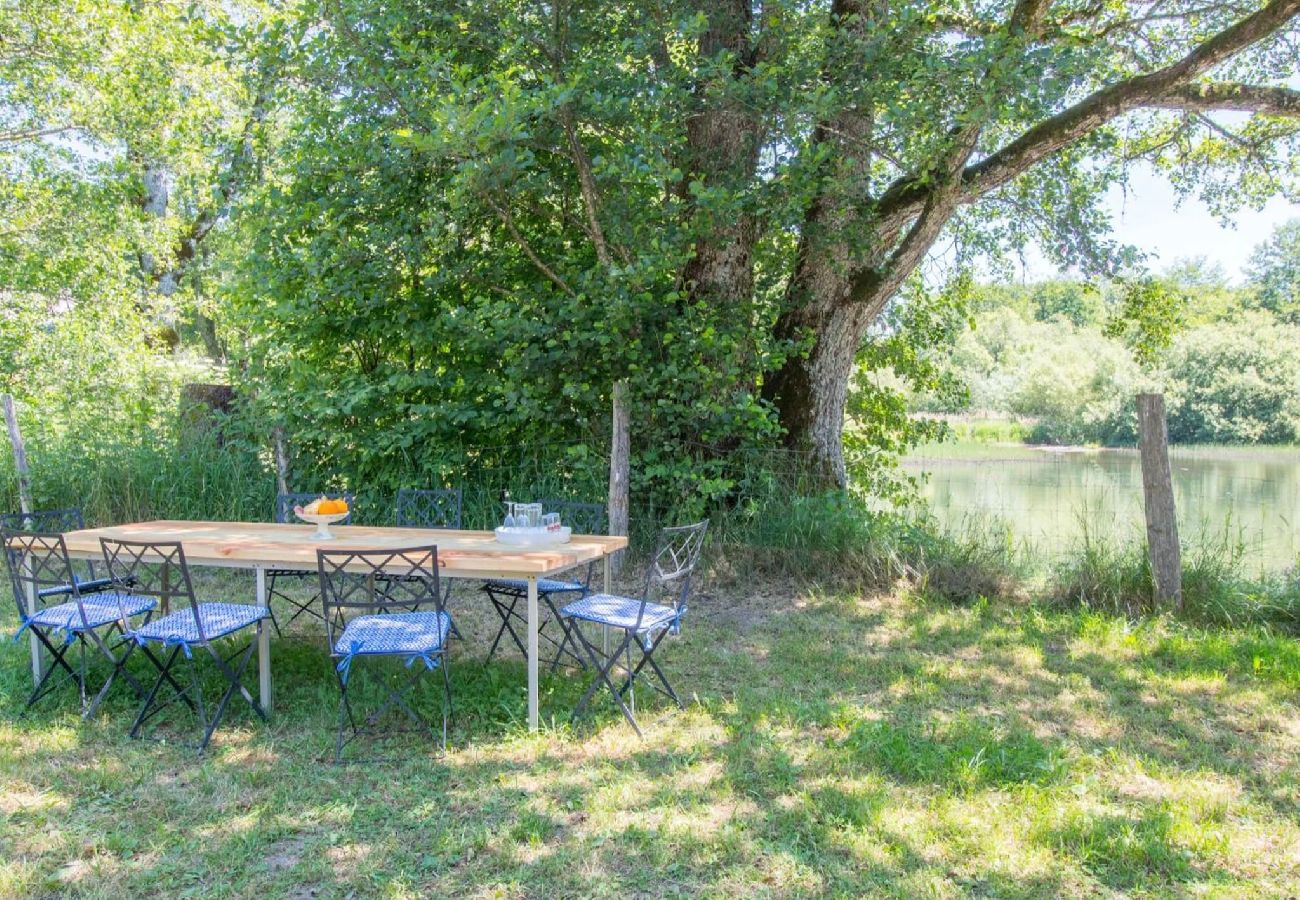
[59,520,628,731]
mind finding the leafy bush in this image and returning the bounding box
[1164,313,1300,443]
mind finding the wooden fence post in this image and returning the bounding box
[1137,393,1182,610]
[2,394,32,515]
[608,380,629,574]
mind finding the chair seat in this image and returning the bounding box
[484,577,586,595]
[134,603,268,645]
[27,593,156,632]
[334,611,452,658]
[560,593,679,633]
[36,576,117,599]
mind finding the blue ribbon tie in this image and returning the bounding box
[336,640,363,685]
[405,652,439,672]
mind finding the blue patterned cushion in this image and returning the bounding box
[560,593,679,632]
[27,593,156,632]
[334,611,452,658]
[36,576,117,599]
[134,603,268,645]
[483,577,586,595]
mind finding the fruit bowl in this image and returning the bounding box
[295,510,349,540]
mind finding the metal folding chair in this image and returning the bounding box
[560,520,708,736]
[0,508,115,597]
[317,545,453,762]
[3,530,156,717]
[265,491,355,635]
[101,539,269,752]
[391,488,463,636]
[482,500,606,670]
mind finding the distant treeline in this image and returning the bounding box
[913,222,1300,446]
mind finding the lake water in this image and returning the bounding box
[903,444,1300,574]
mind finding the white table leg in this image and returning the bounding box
[25,555,41,683]
[256,566,272,715]
[602,554,611,654]
[527,575,539,732]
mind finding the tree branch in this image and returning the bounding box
[484,196,577,298]
[875,0,1300,234]
[1157,81,1300,116]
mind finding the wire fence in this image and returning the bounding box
[902,444,1300,575]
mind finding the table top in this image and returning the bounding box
[61,520,628,578]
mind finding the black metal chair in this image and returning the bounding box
[392,488,463,635]
[395,488,462,530]
[101,539,269,752]
[560,520,708,736]
[266,491,355,635]
[317,545,453,761]
[3,530,155,717]
[482,500,607,670]
[0,508,114,596]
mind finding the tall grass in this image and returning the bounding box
[1051,522,1300,633]
[3,424,1295,632]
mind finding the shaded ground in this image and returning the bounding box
[1,571,1297,897]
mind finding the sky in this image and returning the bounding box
[1018,161,1299,284]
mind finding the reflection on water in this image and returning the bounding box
[903,444,1300,573]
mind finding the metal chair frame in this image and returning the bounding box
[265,491,355,635]
[317,545,452,762]
[482,500,607,670]
[0,508,113,595]
[100,538,267,752]
[3,529,155,717]
[563,520,708,736]
[391,488,464,637]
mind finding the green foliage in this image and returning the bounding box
[1164,313,1300,443]
[1102,276,1186,367]
[1245,217,1300,323]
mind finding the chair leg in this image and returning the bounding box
[22,629,80,714]
[569,622,642,737]
[198,638,262,752]
[544,596,586,673]
[83,629,148,719]
[485,590,528,660]
[618,629,681,708]
[131,645,183,739]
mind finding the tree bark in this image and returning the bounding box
[2,394,32,515]
[1137,393,1182,610]
[607,380,630,574]
[768,0,1300,485]
[679,0,763,310]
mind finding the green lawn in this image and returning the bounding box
[1,572,1297,897]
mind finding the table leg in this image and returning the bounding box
[527,575,539,732]
[25,555,42,683]
[256,566,272,715]
[602,554,611,655]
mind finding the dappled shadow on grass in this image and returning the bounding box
[0,571,1297,895]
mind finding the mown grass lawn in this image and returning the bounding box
[1,571,1297,898]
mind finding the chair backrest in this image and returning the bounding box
[316,546,443,650]
[542,499,607,535]
[638,520,709,622]
[276,492,355,525]
[2,530,87,627]
[395,488,462,529]
[99,539,205,639]
[0,508,86,533]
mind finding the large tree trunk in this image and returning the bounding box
[762,0,884,486]
[679,0,762,309]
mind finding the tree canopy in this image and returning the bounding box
[3,0,1299,499]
